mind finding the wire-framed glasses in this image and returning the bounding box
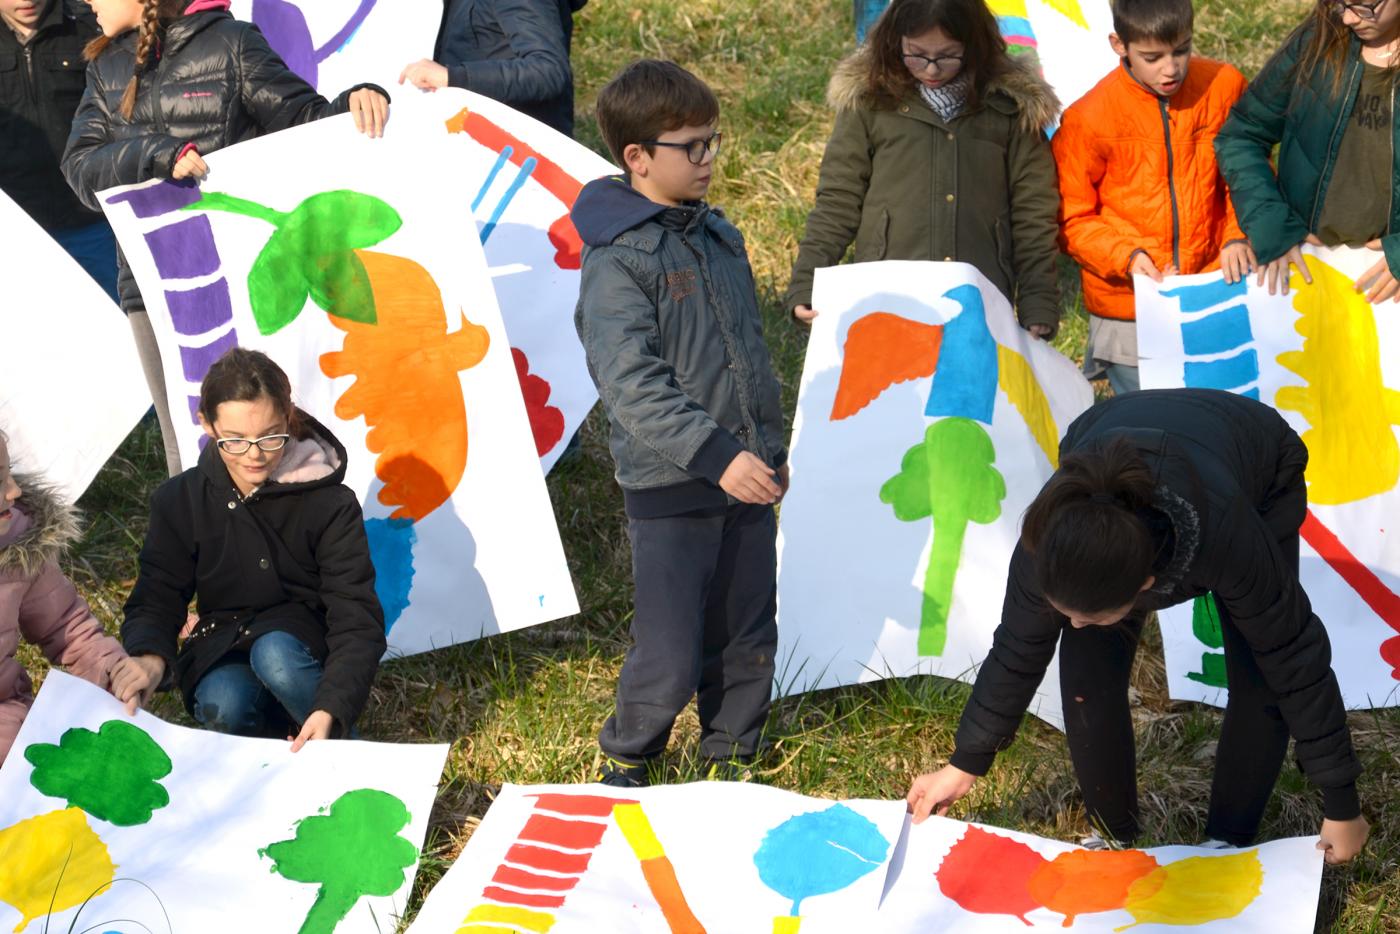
[643,132,723,164]
[1330,0,1388,20]
[215,433,290,455]
[902,50,965,73]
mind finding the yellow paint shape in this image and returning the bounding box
[1116,850,1263,930]
[0,807,116,933]
[612,803,665,861]
[457,904,556,933]
[771,917,803,933]
[1275,256,1400,504]
[997,345,1060,468]
[987,0,1089,29]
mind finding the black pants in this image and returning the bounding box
[1060,434,1307,846]
[599,503,778,764]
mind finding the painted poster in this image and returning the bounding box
[880,815,1322,931]
[0,671,448,933]
[228,0,440,97]
[406,782,906,933]
[0,191,147,503]
[990,0,1116,120]
[775,261,1094,727]
[394,88,612,470]
[1136,245,1400,711]
[98,111,579,658]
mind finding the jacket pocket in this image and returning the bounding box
[993,216,1015,286]
[856,208,890,261]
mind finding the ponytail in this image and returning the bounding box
[83,0,186,120]
[1021,437,1157,613]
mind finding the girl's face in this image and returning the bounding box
[85,0,143,37]
[901,25,965,90]
[1337,0,1400,46]
[0,438,22,539]
[199,396,290,497]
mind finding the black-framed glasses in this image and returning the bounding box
[643,132,723,164]
[215,433,290,455]
[902,50,965,73]
[1330,0,1387,19]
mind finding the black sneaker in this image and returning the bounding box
[597,756,650,788]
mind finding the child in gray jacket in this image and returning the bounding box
[572,60,788,786]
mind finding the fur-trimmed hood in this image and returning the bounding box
[827,48,1060,134]
[0,476,80,579]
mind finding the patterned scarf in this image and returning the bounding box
[918,72,971,123]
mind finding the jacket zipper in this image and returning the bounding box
[21,44,33,99]
[1388,80,1396,235]
[1158,97,1181,269]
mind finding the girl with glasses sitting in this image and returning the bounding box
[784,0,1062,340]
[1216,0,1400,303]
[114,348,385,749]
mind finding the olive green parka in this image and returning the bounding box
[785,50,1062,335]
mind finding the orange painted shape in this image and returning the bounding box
[831,313,943,420]
[934,825,1047,924]
[319,249,490,520]
[639,856,708,934]
[1026,848,1161,926]
[446,107,583,208]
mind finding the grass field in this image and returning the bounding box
[34,0,1400,929]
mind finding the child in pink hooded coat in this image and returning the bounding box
[0,429,153,762]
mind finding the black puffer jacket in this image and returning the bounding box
[122,414,385,735]
[0,0,101,230]
[951,389,1361,814]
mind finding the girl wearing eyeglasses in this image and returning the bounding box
[785,0,1061,339]
[114,347,385,749]
[1216,0,1400,303]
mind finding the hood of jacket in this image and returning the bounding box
[0,475,79,578]
[196,409,348,498]
[826,48,1059,134]
[572,175,670,247]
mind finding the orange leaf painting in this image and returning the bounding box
[319,249,490,521]
[1026,848,1161,925]
[830,313,943,420]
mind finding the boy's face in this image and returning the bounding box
[1111,33,1193,97]
[624,123,718,207]
[0,0,46,31]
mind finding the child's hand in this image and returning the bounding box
[906,764,976,823]
[171,149,208,181]
[349,88,389,138]
[1129,251,1176,283]
[398,59,448,91]
[1356,240,1400,303]
[777,462,790,500]
[1026,323,1053,339]
[1258,242,1312,295]
[289,709,335,752]
[719,451,783,505]
[793,304,818,323]
[1318,815,1369,864]
[111,654,164,715]
[1220,241,1257,284]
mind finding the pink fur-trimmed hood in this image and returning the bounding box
[271,434,339,486]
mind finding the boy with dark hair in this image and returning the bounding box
[1052,0,1252,395]
[572,59,788,787]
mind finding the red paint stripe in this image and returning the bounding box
[530,793,636,816]
[450,109,583,207]
[491,865,582,892]
[505,844,595,874]
[481,885,568,909]
[1301,509,1400,681]
[519,814,609,850]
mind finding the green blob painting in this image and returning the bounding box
[880,417,1006,656]
[260,788,418,934]
[1187,593,1229,688]
[24,719,172,826]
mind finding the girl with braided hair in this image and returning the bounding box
[61,0,390,477]
[904,388,1370,864]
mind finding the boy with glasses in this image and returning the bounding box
[571,59,788,786]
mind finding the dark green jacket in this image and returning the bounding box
[785,51,1062,335]
[1215,23,1400,273]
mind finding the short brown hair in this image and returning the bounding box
[595,60,719,168]
[1110,0,1193,45]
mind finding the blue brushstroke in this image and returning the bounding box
[1180,303,1253,356]
[997,15,1035,38]
[926,284,998,423]
[1160,276,1247,312]
[1184,348,1260,391]
[472,146,513,213]
[480,156,538,244]
[364,517,417,633]
[753,804,890,916]
[1241,386,1261,400]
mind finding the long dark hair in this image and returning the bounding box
[863,0,1010,110]
[1292,1,1400,97]
[1021,438,1158,613]
[84,0,187,119]
[198,348,307,439]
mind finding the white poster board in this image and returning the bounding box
[1137,245,1400,710]
[99,112,578,658]
[989,0,1117,117]
[775,262,1094,727]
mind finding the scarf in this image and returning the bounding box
[918,71,971,123]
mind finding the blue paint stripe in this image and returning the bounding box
[1240,386,1261,400]
[996,16,1034,37]
[1183,348,1260,391]
[1181,303,1253,356]
[480,156,538,244]
[926,284,998,423]
[472,146,513,214]
[1160,276,1247,312]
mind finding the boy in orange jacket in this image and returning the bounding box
[1053,0,1254,394]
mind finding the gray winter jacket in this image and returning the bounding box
[572,176,787,517]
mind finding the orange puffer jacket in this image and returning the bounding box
[1052,58,1247,320]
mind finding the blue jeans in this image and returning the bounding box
[192,631,323,736]
[50,220,120,304]
[1104,363,1141,396]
